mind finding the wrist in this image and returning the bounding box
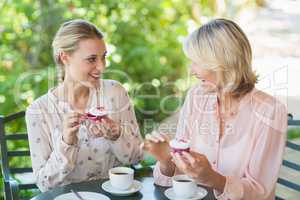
[159,161,175,177]
[160,161,169,169]
[209,171,226,193]
[159,153,172,166]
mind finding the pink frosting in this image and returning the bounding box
[81,107,108,123]
[169,139,190,154]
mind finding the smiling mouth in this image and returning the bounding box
[89,73,100,79]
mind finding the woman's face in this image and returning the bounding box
[190,62,218,93]
[62,38,107,88]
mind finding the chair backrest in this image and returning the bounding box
[277,120,300,192]
[0,111,38,199]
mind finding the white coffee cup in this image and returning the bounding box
[109,167,134,190]
[172,175,197,198]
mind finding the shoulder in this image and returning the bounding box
[251,88,287,118]
[250,88,287,133]
[185,83,216,106]
[26,92,51,115]
[185,83,206,100]
[103,79,128,96]
[181,83,215,115]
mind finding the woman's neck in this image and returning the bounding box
[217,92,240,117]
[57,81,91,112]
[66,81,89,99]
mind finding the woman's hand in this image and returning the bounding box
[62,112,82,145]
[142,131,172,165]
[89,117,121,141]
[172,151,226,192]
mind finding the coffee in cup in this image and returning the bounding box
[109,167,134,190]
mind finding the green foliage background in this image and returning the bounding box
[2,0,293,199]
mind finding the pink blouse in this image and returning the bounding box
[154,84,287,200]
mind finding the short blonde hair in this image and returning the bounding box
[183,18,257,98]
[52,19,103,82]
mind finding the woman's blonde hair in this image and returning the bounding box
[52,19,103,82]
[183,18,257,98]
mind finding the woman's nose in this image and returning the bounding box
[96,60,105,71]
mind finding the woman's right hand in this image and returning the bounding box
[142,131,172,165]
[62,112,82,145]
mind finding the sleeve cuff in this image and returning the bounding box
[153,162,173,187]
[214,176,244,200]
[57,135,78,169]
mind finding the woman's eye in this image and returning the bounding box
[87,57,96,63]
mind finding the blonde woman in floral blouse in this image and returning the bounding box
[25,19,143,191]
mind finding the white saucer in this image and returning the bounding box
[54,191,110,200]
[101,180,142,196]
[164,186,208,200]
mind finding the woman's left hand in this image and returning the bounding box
[89,117,121,141]
[100,117,121,141]
[172,151,226,191]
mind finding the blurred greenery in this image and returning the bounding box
[0,0,285,199]
[287,128,300,140]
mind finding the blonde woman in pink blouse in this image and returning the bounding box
[143,19,287,200]
[25,19,143,191]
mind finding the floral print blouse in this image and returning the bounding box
[25,79,143,192]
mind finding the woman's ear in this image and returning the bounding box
[59,51,69,66]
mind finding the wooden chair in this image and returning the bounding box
[0,111,38,200]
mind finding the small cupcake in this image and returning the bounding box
[169,139,190,154]
[82,107,108,123]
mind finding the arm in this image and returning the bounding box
[26,102,78,192]
[108,83,143,165]
[153,87,194,186]
[214,102,287,200]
